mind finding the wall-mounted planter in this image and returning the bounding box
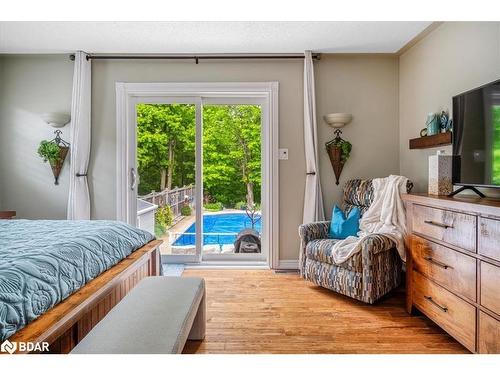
[323,113,353,186]
[325,134,352,185]
[50,146,69,185]
[326,143,344,185]
[37,130,70,185]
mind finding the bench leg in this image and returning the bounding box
[188,293,206,340]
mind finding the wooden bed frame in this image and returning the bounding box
[6,239,162,354]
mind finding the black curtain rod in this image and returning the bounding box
[69,53,321,63]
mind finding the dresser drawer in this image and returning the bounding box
[412,271,476,352]
[411,235,476,301]
[480,261,500,316]
[412,204,476,252]
[478,312,500,354]
[478,217,500,262]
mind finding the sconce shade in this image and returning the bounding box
[41,113,71,128]
[323,113,352,128]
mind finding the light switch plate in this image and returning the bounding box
[278,148,289,160]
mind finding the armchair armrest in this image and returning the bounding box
[298,221,331,244]
[359,234,396,257]
[359,234,401,304]
[298,221,330,275]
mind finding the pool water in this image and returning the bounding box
[172,213,261,246]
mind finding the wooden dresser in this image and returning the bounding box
[403,194,500,354]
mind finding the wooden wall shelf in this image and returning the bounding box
[409,132,452,149]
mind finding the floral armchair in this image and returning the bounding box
[298,179,412,304]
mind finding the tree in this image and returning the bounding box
[136,104,195,195]
[137,103,261,207]
[203,105,261,207]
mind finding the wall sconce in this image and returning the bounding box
[324,113,353,185]
[41,113,71,128]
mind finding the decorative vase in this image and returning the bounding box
[50,146,69,185]
[428,150,453,195]
[426,113,440,136]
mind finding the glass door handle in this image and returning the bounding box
[130,168,137,190]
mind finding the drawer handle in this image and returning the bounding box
[424,220,453,229]
[423,256,452,270]
[424,295,448,313]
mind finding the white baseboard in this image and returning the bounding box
[276,259,299,270]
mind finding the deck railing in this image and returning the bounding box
[139,185,194,219]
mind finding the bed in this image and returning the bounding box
[0,220,162,353]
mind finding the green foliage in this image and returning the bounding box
[155,223,166,237]
[37,141,61,164]
[234,201,261,211]
[493,106,500,185]
[331,138,352,162]
[137,104,262,206]
[204,202,223,211]
[180,205,192,216]
[155,205,173,232]
[136,104,196,195]
[203,105,261,206]
[234,201,247,210]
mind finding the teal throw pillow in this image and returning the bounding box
[328,205,360,239]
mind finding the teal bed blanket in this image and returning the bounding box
[0,220,154,341]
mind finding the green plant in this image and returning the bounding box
[180,205,192,216]
[234,201,247,210]
[331,138,352,162]
[154,223,167,237]
[155,205,173,232]
[204,202,223,211]
[37,141,62,164]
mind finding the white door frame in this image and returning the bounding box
[115,82,279,268]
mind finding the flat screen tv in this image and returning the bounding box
[452,79,500,190]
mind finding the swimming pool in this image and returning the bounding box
[172,212,261,246]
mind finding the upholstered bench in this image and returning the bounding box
[71,276,206,354]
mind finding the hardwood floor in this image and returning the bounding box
[182,269,468,354]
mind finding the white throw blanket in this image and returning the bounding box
[330,175,409,264]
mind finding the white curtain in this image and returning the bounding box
[302,50,325,223]
[67,51,91,220]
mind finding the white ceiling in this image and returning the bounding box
[0,22,432,54]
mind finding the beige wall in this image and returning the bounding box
[399,22,500,194]
[316,55,400,215]
[0,55,73,218]
[0,54,400,261]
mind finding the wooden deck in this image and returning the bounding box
[182,269,468,354]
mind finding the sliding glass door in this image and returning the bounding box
[200,98,266,263]
[121,84,275,266]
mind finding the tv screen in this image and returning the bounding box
[453,79,500,188]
